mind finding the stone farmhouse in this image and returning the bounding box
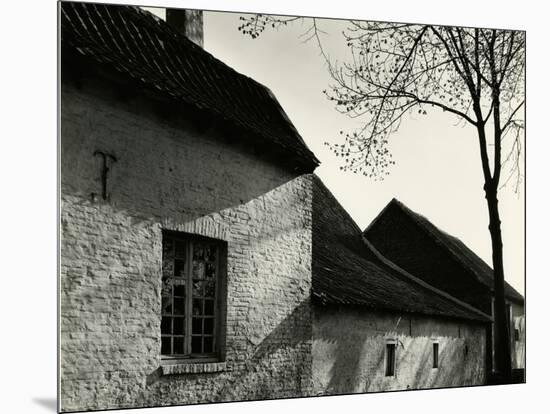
[364,199,525,373]
[60,2,492,412]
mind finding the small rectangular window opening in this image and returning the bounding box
[385,343,396,376]
[433,342,439,368]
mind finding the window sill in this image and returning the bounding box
[160,361,228,375]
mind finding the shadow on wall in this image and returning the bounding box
[322,334,470,394]
[398,337,475,389]
[60,78,304,227]
[325,335,385,394]
[150,298,313,403]
[314,308,484,395]
[225,298,313,399]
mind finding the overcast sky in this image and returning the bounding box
[145,7,525,295]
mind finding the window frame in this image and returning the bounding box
[160,230,226,363]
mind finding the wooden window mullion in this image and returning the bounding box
[185,240,193,356]
[213,246,219,353]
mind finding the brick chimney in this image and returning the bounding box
[165,9,203,48]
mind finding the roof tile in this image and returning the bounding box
[312,176,490,322]
[61,2,319,171]
[366,198,523,303]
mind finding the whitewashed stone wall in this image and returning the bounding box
[60,78,313,412]
[313,306,487,394]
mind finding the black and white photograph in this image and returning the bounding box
[56,0,528,412]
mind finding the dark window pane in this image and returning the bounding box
[173,280,186,297]
[173,317,185,335]
[174,259,186,277]
[204,336,213,353]
[192,299,203,316]
[192,261,205,280]
[193,244,205,260]
[162,238,174,259]
[162,260,174,280]
[205,245,216,262]
[192,317,203,334]
[161,336,171,355]
[173,337,185,354]
[204,318,214,335]
[433,343,439,368]
[162,296,172,315]
[204,299,214,316]
[161,317,171,334]
[205,262,216,279]
[386,344,396,376]
[174,240,186,259]
[173,297,185,316]
[191,336,202,353]
[161,280,172,300]
[204,281,215,298]
[192,281,204,297]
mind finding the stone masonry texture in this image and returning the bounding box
[313,305,487,394]
[60,77,313,412]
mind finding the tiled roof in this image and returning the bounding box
[60,1,319,172]
[311,176,490,323]
[366,198,524,303]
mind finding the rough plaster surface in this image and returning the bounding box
[312,305,487,394]
[60,80,313,412]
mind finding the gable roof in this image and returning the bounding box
[60,1,319,172]
[311,176,490,323]
[365,198,523,303]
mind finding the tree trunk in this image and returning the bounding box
[485,185,512,382]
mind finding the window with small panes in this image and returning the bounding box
[161,231,225,361]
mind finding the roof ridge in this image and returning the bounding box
[265,87,315,159]
[392,200,496,288]
[134,4,316,163]
[312,174,364,235]
[371,198,523,302]
[394,199,493,279]
[362,197,398,235]
[362,236,492,322]
[312,176,490,322]
[392,199,478,256]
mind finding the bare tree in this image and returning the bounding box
[240,15,525,382]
